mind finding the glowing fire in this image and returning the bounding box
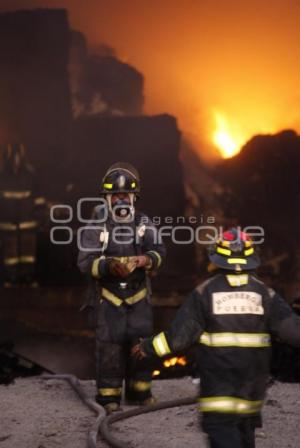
[152,356,187,377]
[212,112,244,159]
[163,356,187,368]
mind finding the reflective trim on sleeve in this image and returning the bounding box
[91,256,105,278]
[198,396,263,414]
[147,250,162,268]
[0,222,17,231]
[34,197,46,205]
[129,380,151,392]
[1,190,31,199]
[98,387,122,397]
[19,256,36,264]
[199,332,271,347]
[153,332,171,357]
[4,257,19,266]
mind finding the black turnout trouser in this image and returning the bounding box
[1,229,36,285]
[202,414,260,448]
[95,297,154,406]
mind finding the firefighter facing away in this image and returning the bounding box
[133,228,300,448]
[77,162,166,413]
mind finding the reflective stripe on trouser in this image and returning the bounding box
[125,379,152,402]
[95,298,154,405]
[152,332,171,357]
[199,332,271,348]
[97,384,122,406]
[0,221,38,231]
[128,380,151,392]
[98,387,122,397]
[1,230,36,283]
[96,340,124,405]
[4,255,36,266]
[198,397,263,414]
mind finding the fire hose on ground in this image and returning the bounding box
[41,374,106,448]
[41,374,197,448]
[100,396,197,448]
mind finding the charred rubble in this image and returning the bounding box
[0,8,193,291]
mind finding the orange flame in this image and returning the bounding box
[163,356,187,368]
[212,111,245,158]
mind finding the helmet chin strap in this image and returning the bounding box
[106,193,135,222]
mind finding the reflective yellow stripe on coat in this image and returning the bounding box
[198,396,263,414]
[199,332,271,348]
[1,190,31,199]
[102,287,147,307]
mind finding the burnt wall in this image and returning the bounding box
[0,9,72,197]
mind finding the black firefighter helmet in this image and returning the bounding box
[208,228,260,271]
[100,162,140,196]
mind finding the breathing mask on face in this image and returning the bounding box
[107,193,135,222]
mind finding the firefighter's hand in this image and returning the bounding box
[131,343,147,359]
[133,255,152,269]
[107,259,131,278]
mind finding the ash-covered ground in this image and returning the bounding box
[0,377,299,447]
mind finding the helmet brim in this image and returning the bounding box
[208,253,260,270]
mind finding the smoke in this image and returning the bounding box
[1,0,300,158]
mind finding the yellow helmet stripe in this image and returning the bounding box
[244,247,254,256]
[216,247,231,256]
[227,258,247,264]
[103,183,113,189]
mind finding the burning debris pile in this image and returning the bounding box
[216,130,300,298]
[183,130,300,300]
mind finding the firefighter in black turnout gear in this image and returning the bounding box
[0,144,45,286]
[133,228,300,448]
[77,162,166,413]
